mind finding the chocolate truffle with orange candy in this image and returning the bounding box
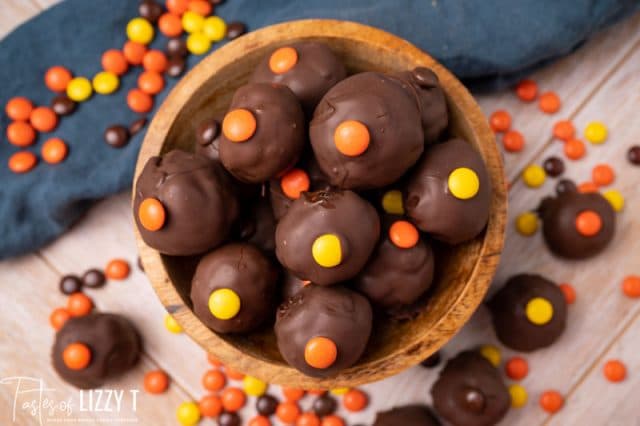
[236,196,277,255]
[373,405,441,426]
[219,82,305,183]
[275,285,373,378]
[133,149,239,256]
[404,138,492,245]
[275,190,380,286]
[488,274,567,352]
[250,41,347,115]
[52,313,141,389]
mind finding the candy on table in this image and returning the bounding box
[505,356,529,380]
[515,79,538,101]
[51,95,77,116]
[101,49,129,75]
[123,41,148,65]
[282,387,305,401]
[202,368,226,391]
[539,390,564,414]
[182,10,205,33]
[592,163,615,186]
[489,110,511,132]
[176,401,201,426]
[104,125,131,148]
[138,71,165,95]
[82,268,106,288]
[296,412,321,426]
[126,17,155,45]
[66,77,93,102]
[138,0,164,23]
[45,66,73,93]
[143,370,169,394]
[539,91,561,113]
[167,37,188,57]
[343,388,368,412]
[628,146,640,165]
[127,88,154,113]
[243,375,268,396]
[189,0,213,16]
[225,366,245,380]
[503,129,525,152]
[105,258,130,280]
[564,138,586,160]
[7,151,37,174]
[67,292,94,317]
[59,275,82,297]
[202,16,227,41]
[509,384,528,408]
[559,283,577,304]
[313,394,337,416]
[186,32,212,54]
[5,96,33,120]
[158,13,183,37]
[543,156,565,177]
[218,412,242,426]
[276,401,301,424]
[221,387,247,412]
[522,164,546,188]
[30,106,58,132]
[92,71,120,95]
[577,181,598,194]
[584,121,608,144]
[248,415,271,426]
[49,307,71,330]
[226,21,247,39]
[7,121,36,147]
[256,394,279,416]
[603,189,624,212]
[479,344,501,367]
[41,137,68,164]
[552,119,575,141]
[603,359,626,382]
[622,275,640,298]
[321,415,345,426]
[166,0,190,15]
[164,313,183,333]
[198,394,223,417]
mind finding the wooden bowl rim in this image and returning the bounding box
[134,19,507,388]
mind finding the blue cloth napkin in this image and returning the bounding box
[0,0,637,259]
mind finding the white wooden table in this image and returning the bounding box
[1,1,639,425]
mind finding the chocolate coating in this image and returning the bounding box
[52,313,141,389]
[275,190,380,285]
[421,351,441,368]
[250,42,347,114]
[191,243,278,333]
[219,83,305,183]
[374,405,441,426]
[310,72,424,189]
[275,285,373,377]
[237,196,277,255]
[538,191,615,259]
[133,150,239,256]
[281,270,308,300]
[489,274,567,351]
[404,138,491,244]
[194,117,221,161]
[431,351,509,426]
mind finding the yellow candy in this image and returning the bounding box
[176,401,201,426]
[126,17,154,45]
[448,167,480,199]
[522,164,546,188]
[182,11,205,34]
[92,71,119,95]
[187,32,212,55]
[381,190,404,215]
[584,121,608,144]
[330,387,350,396]
[243,375,268,396]
[164,314,183,334]
[312,234,342,268]
[202,16,227,41]
[479,344,501,367]
[603,189,624,212]
[525,297,553,325]
[509,384,528,408]
[66,77,93,102]
[208,288,241,320]
[515,212,538,236]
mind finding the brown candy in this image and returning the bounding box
[225,22,246,39]
[543,156,565,177]
[129,117,147,136]
[59,275,82,295]
[166,38,188,57]
[51,95,76,116]
[138,0,163,23]
[104,125,130,148]
[166,56,186,78]
[628,146,640,165]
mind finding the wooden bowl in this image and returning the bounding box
[134,19,507,388]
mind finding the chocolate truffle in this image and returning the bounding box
[275,285,373,377]
[373,405,441,426]
[354,218,435,309]
[275,190,380,285]
[538,190,615,259]
[488,274,567,352]
[250,42,347,114]
[52,313,141,389]
[133,150,239,256]
[431,351,510,426]
[404,138,491,244]
[237,196,277,255]
[219,83,305,183]
[310,72,424,189]
[191,243,279,334]
[194,117,221,161]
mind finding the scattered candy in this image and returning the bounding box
[479,344,501,367]
[248,415,271,426]
[41,137,69,164]
[502,130,525,152]
[343,388,368,412]
[199,394,223,417]
[167,37,188,57]
[166,0,189,15]
[82,268,105,288]
[320,415,345,426]
[62,342,92,370]
[105,259,130,280]
[92,71,120,95]
[277,401,301,424]
[584,121,608,144]
[143,49,169,73]
[515,79,537,102]
[30,106,58,132]
[334,120,370,156]
[559,283,577,304]
[127,88,154,113]
[283,387,305,401]
[159,12,183,37]
[51,95,76,116]
[176,401,201,426]
[45,66,73,93]
[552,120,575,141]
[186,32,212,54]
[313,394,337,416]
[207,353,223,367]
[311,234,342,267]
[603,189,624,212]
[515,212,538,236]
[164,313,183,333]
[564,138,586,160]
[297,412,320,426]
[256,394,279,416]
[219,412,241,426]
[144,370,169,394]
[505,356,529,380]
[226,22,247,39]
[138,71,165,95]
[6,96,33,121]
[221,387,247,412]
[388,220,419,248]
[543,156,564,177]
[139,0,163,23]
[104,125,130,148]
[592,164,615,186]
[67,292,94,317]
[202,16,227,41]
[622,275,640,298]
[243,375,268,396]
[123,41,148,65]
[539,91,561,114]
[7,121,36,147]
[66,77,93,102]
[182,10,205,33]
[489,110,511,133]
[522,164,546,188]
[603,359,626,382]
[8,151,37,173]
[578,181,598,194]
[628,146,640,165]
[208,288,241,319]
[202,368,226,391]
[59,275,82,295]
[539,390,564,414]
[509,384,528,408]
[49,307,71,330]
[101,49,129,76]
[127,17,155,45]
[189,0,213,16]
[225,366,245,380]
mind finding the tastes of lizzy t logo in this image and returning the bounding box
[1,376,140,424]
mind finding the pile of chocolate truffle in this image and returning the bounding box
[134,41,492,377]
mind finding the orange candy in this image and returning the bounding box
[282,387,305,401]
[166,0,189,15]
[578,182,598,194]
[622,275,640,298]
[30,106,58,132]
[564,138,586,160]
[105,259,130,280]
[343,389,368,412]
[49,307,71,330]
[603,359,626,382]
[505,356,529,380]
[7,121,36,147]
[139,197,166,231]
[552,120,575,141]
[502,130,525,152]
[249,415,272,426]
[199,394,223,417]
[8,151,37,174]
[202,369,226,391]
[207,353,223,367]
[304,337,338,369]
[158,13,183,37]
[307,389,326,396]
[515,79,538,102]
[489,110,511,133]
[281,168,310,199]
[334,120,370,156]
[45,66,73,92]
[269,47,298,74]
[389,220,419,249]
[123,41,148,65]
[575,210,602,237]
[138,71,165,95]
[144,370,169,394]
[63,342,92,370]
[188,0,213,16]
[225,366,245,380]
[297,412,321,426]
[276,401,301,424]
[143,50,169,73]
[6,97,33,121]
[222,108,257,142]
[539,390,564,414]
[559,283,577,304]
[321,415,345,426]
[127,89,154,113]
[101,49,129,75]
[41,137,68,164]
[592,164,615,186]
[67,292,94,317]
[221,387,246,412]
[539,91,561,114]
